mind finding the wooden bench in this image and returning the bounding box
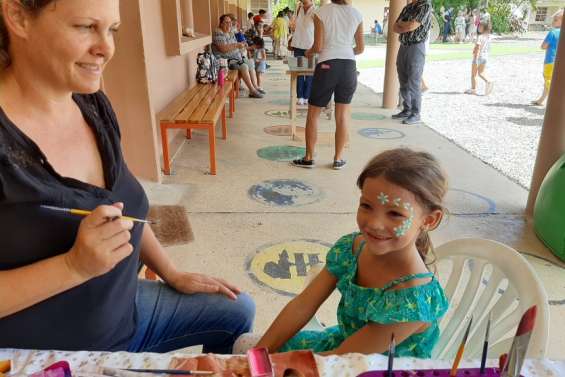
[159,82,233,175]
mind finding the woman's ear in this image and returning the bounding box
[423,209,443,231]
[3,0,31,40]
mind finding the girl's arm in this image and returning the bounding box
[260,49,266,60]
[256,268,337,352]
[321,320,427,356]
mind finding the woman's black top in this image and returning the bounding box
[0,91,148,351]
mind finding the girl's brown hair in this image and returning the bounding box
[0,0,56,69]
[357,148,448,265]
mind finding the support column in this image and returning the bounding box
[382,0,405,108]
[526,16,565,215]
[180,0,194,31]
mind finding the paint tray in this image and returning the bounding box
[248,347,273,377]
[357,368,523,377]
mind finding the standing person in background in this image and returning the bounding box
[291,0,316,106]
[464,22,493,96]
[531,10,563,106]
[272,11,289,59]
[441,6,451,43]
[246,12,254,31]
[292,0,364,171]
[455,11,466,43]
[392,0,433,125]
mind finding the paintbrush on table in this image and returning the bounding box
[500,305,537,377]
[387,333,395,377]
[480,312,492,374]
[40,205,156,224]
[450,316,473,377]
[102,367,213,376]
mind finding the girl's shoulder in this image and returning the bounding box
[325,232,361,278]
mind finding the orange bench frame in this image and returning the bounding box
[159,82,233,176]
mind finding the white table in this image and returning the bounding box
[1,349,564,376]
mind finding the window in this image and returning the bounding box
[536,7,548,22]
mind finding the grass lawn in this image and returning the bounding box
[357,42,543,69]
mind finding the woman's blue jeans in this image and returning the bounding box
[294,48,313,100]
[127,280,255,354]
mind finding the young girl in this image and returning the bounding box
[272,11,289,59]
[465,22,493,95]
[255,148,449,357]
[253,37,267,91]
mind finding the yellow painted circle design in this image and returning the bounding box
[248,240,331,296]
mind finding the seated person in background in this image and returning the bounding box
[0,0,255,353]
[213,14,265,98]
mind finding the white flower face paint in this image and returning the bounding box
[378,192,415,238]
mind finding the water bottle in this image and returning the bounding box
[218,67,225,87]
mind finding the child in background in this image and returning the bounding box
[532,10,563,106]
[465,22,493,95]
[253,37,267,92]
[272,11,289,59]
[254,148,449,357]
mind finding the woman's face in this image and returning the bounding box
[15,0,120,94]
[220,17,232,33]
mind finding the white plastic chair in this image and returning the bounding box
[432,238,549,360]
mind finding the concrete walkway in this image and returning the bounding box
[141,59,565,359]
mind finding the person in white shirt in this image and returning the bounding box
[291,0,364,171]
[291,0,316,106]
[464,22,493,96]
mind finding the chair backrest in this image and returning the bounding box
[432,238,549,360]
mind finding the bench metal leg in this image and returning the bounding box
[186,129,192,139]
[160,123,171,175]
[221,107,227,140]
[208,124,217,175]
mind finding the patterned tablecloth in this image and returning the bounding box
[0,349,564,376]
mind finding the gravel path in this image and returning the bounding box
[359,51,547,189]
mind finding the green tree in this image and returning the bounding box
[487,0,537,34]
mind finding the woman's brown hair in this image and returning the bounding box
[357,148,448,265]
[0,0,56,69]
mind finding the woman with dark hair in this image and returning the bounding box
[0,0,254,352]
[292,0,364,171]
[213,14,265,98]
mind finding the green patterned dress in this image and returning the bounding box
[280,232,449,358]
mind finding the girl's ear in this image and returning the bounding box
[3,0,32,40]
[422,209,443,231]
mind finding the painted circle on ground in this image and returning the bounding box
[248,179,323,207]
[445,189,497,215]
[270,98,290,106]
[263,125,292,136]
[247,239,332,296]
[265,109,307,119]
[352,113,387,121]
[358,128,405,140]
[257,145,306,162]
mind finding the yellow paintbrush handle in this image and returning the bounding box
[69,209,93,216]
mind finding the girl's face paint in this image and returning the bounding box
[357,176,428,257]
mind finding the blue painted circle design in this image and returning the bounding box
[446,189,497,215]
[358,128,405,140]
[257,146,306,161]
[248,179,323,207]
[352,113,387,121]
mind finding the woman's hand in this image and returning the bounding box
[167,271,241,300]
[65,202,134,280]
[305,48,313,58]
